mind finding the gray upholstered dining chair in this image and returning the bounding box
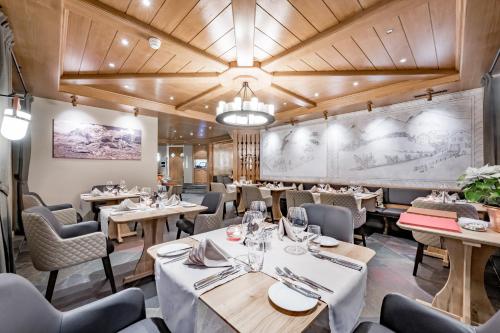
[0,273,169,333]
[322,193,368,246]
[354,292,499,333]
[210,182,237,218]
[286,190,314,212]
[241,185,273,220]
[21,206,116,302]
[411,199,479,276]
[23,191,83,222]
[176,192,224,238]
[301,203,354,243]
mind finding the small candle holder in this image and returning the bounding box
[226,225,243,241]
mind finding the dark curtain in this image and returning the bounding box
[0,10,15,273]
[11,94,32,235]
[481,51,500,165]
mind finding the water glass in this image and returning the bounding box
[105,180,114,193]
[242,211,263,236]
[247,237,265,272]
[307,225,321,253]
[119,180,127,192]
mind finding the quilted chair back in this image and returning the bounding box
[194,192,224,234]
[210,182,227,194]
[241,185,263,209]
[328,193,366,229]
[0,273,62,333]
[22,192,45,210]
[286,190,314,211]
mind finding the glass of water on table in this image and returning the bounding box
[307,225,321,253]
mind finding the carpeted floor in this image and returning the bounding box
[14,193,500,324]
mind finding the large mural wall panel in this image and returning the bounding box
[261,89,484,188]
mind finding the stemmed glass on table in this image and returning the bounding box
[284,207,308,255]
[140,187,152,207]
[105,180,114,193]
[119,180,127,193]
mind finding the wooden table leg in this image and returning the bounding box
[271,191,282,222]
[123,218,165,284]
[432,238,496,324]
[104,200,137,243]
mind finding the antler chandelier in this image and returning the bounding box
[216,81,275,127]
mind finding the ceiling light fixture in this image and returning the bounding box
[314,92,319,97]
[148,37,161,50]
[124,85,130,89]
[208,126,212,130]
[399,58,407,63]
[108,62,115,68]
[386,29,393,34]
[190,132,194,136]
[142,0,151,7]
[353,81,359,86]
[216,81,275,127]
[1,95,31,141]
[121,38,129,46]
[283,102,287,105]
[169,96,174,100]
[204,105,209,109]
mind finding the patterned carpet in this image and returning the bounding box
[14,193,500,324]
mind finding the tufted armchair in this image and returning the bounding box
[176,192,224,238]
[323,193,367,246]
[241,185,273,220]
[210,182,237,218]
[23,191,83,222]
[286,190,314,212]
[0,273,170,333]
[411,199,479,276]
[22,206,116,302]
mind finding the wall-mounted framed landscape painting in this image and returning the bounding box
[52,120,142,160]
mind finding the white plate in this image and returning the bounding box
[319,236,339,247]
[181,202,197,207]
[157,243,191,257]
[268,282,318,312]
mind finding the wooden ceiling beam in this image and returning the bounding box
[159,134,232,145]
[261,0,429,71]
[275,73,460,121]
[232,0,256,67]
[59,84,217,123]
[272,69,459,78]
[64,0,228,72]
[60,72,220,85]
[175,84,232,111]
[269,84,316,108]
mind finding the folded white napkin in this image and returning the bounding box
[292,183,297,189]
[339,187,348,193]
[325,184,331,191]
[448,193,460,201]
[278,217,298,241]
[116,198,139,211]
[91,188,103,197]
[184,239,232,267]
[298,183,304,190]
[129,186,138,193]
[310,185,319,193]
[458,217,490,228]
[266,183,273,188]
[164,194,180,206]
[278,182,284,187]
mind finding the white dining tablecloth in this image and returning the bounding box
[156,228,368,333]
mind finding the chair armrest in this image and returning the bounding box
[61,288,146,333]
[60,221,99,238]
[52,208,78,225]
[48,203,73,211]
[380,293,474,333]
[51,232,107,269]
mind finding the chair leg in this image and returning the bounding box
[45,270,58,302]
[233,201,237,215]
[165,220,170,232]
[102,256,117,293]
[133,222,138,231]
[361,233,367,247]
[176,228,182,239]
[413,242,424,276]
[223,202,227,218]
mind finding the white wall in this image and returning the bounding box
[28,97,158,214]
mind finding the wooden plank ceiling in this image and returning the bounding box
[8,0,492,140]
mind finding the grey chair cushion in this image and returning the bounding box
[201,192,222,214]
[301,203,354,243]
[118,318,170,333]
[0,273,62,333]
[385,188,431,205]
[354,322,394,333]
[176,219,194,235]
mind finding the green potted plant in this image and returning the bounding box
[458,165,500,231]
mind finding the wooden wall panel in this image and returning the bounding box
[168,147,184,185]
[193,144,209,184]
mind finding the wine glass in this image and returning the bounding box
[157,187,167,203]
[242,211,264,238]
[284,207,308,255]
[140,187,152,206]
[249,201,267,221]
[119,180,127,192]
[105,180,114,193]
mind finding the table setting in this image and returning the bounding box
[154,208,368,333]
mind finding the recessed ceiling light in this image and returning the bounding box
[179,135,183,138]
[108,62,115,68]
[386,29,393,34]
[142,0,151,7]
[314,92,319,97]
[353,81,359,86]
[399,58,407,63]
[121,38,129,46]
[204,105,208,109]
[283,102,287,105]
[123,85,130,89]
[190,132,194,136]
[208,126,212,130]
[169,96,174,100]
